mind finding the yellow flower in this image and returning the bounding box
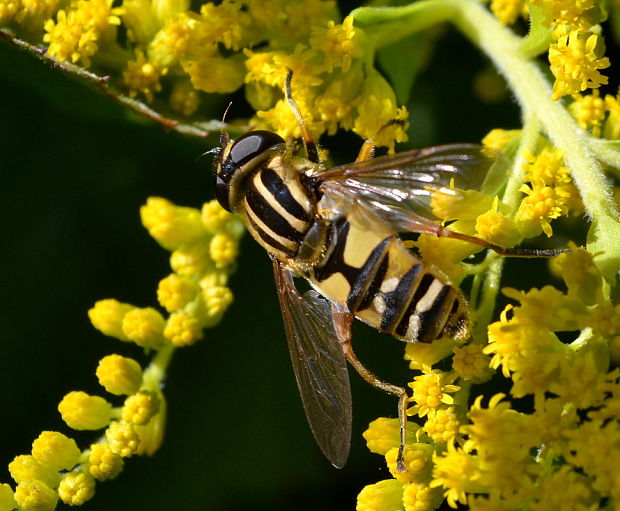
[385,443,434,484]
[200,285,233,325]
[96,354,143,395]
[8,455,60,488]
[548,30,610,100]
[133,391,166,456]
[157,273,198,312]
[404,337,458,372]
[588,302,620,337]
[356,479,404,511]
[209,231,239,268]
[58,391,112,430]
[423,406,462,444]
[515,181,570,237]
[402,482,443,511]
[31,431,81,472]
[522,147,571,187]
[169,78,200,116]
[0,484,14,511]
[529,466,592,510]
[363,418,419,456]
[181,54,245,93]
[14,480,57,511]
[106,421,140,457]
[430,185,495,223]
[481,128,520,152]
[490,0,525,25]
[452,345,493,382]
[532,0,599,31]
[163,310,202,346]
[88,299,134,341]
[122,391,160,425]
[408,370,460,417]
[170,239,214,276]
[201,200,234,233]
[475,198,521,248]
[123,49,166,103]
[197,0,251,51]
[58,472,95,506]
[569,90,606,136]
[604,91,620,139]
[309,15,364,73]
[0,0,19,24]
[121,307,166,348]
[87,444,123,481]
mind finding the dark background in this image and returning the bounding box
[0,6,618,511]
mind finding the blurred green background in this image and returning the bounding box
[1,5,619,510]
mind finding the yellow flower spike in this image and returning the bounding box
[170,238,214,277]
[522,147,572,187]
[385,443,434,484]
[199,269,229,289]
[548,30,610,100]
[157,274,198,313]
[14,480,57,511]
[515,182,569,237]
[96,354,143,395]
[163,311,203,346]
[200,285,233,326]
[43,10,99,68]
[134,391,166,456]
[452,345,493,383]
[430,442,484,509]
[404,337,457,372]
[423,407,462,444]
[87,444,123,481]
[587,302,620,337]
[201,200,234,234]
[490,0,525,25]
[8,455,60,488]
[122,391,160,425]
[88,299,135,341]
[121,307,166,348]
[604,92,620,140]
[169,79,200,117]
[58,391,113,430]
[105,421,140,457]
[569,90,606,136]
[363,418,419,456]
[181,54,245,94]
[309,15,364,73]
[554,243,608,303]
[532,0,600,32]
[0,483,14,511]
[407,370,460,418]
[209,231,239,268]
[58,472,95,506]
[481,128,520,152]
[140,197,206,251]
[402,482,443,511]
[475,198,521,248]
[356,479,404,511]
[31,431,81,472]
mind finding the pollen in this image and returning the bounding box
[209,231,239,268]
[58,391,112,430]
[157,274,198,313]
[88,299,134,341]
[356,479,404,511]
[569,90,606,136]
[121,307,166,348]
[58,472,95,506]
[423,407,462,444]
[532,0,598,31]
[43,10,99,67]
[8,455,60,488]
[515,182,569,237]
[309,15,363,73]
[14,480,58,511]
[430,443,482,509]
[87,444,123,481]
[122,391,160,425]
[522,147,571,187]
[96,354,143,396]
[402,482,443,511]
[452,345,493,382]
[31,431,81,472]
[385,443,434,484]
[141,198,206,251]
[548,30,610,100]
[362,417,419,456]
[408,370,460,418]
[164,310,203,346]
[106,421,140,458]
[123,49,166,103]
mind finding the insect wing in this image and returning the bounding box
[316,144,506,228]
[272,260,352,468]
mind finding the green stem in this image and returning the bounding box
[142,343,175,390]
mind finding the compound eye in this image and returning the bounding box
[213,174,231,212]
[229,130,285,167]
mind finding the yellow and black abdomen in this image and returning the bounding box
[309,215,470,343]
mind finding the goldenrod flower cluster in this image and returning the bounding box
[0,198,240,510]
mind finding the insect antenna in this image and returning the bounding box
[285,69,320,164]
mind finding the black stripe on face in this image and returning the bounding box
[394,274,434,338]
[246,183,304,243]
[245,212,296,257]
[346,239,391,311]
[261,168,311,222]
[380,264,425,332]
[413,286,454,343]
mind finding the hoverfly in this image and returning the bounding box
[212,72,560,469]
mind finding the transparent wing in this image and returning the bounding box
[315,144,507,227]
[272,259,352,468]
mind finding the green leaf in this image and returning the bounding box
[520,1,552,58]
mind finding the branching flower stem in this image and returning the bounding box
[353,0,620,281]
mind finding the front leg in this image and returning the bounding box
[330,303,409,472]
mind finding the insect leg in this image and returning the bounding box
[284,70,320,164]
[355,119,408,162]
[331,304,409,472]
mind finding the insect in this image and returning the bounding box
[211,73,561,470]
